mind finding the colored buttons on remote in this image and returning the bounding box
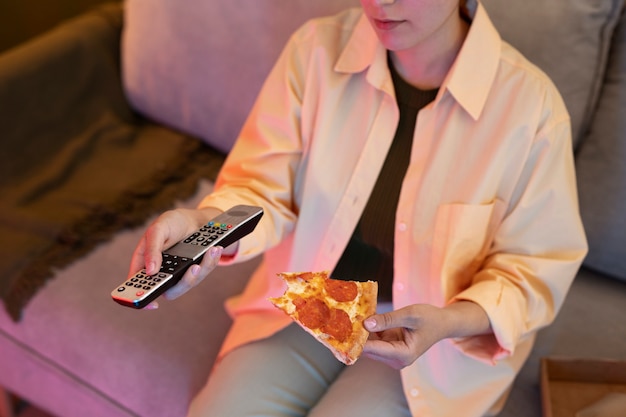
[183,222,232,246]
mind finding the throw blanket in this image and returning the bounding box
[0,3,225,320]
[0,118,224,321]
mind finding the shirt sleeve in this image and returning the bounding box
[196,23,317,262]
[450,109,588,364]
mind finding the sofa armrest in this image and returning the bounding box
[0,2,128,186]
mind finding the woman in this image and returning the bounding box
[129,0,587,415]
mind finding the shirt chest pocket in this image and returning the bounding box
[431,200,506,301]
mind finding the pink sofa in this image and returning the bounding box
[1,1,625,416]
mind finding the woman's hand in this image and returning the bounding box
[362,301,492,369]
[127,207,227,309]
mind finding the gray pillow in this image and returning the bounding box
[575,6,626,282]
[483,0,623,149]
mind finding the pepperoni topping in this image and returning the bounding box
[294,297,330,329]
[324,279,358,302]
[297,272,317,281]
[321,308,353,342]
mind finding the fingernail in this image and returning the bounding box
[364,318,377,331]
[210,246,223,259]
[190,264,201,276]
[146,261,156,275]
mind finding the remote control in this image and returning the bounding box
[111,205,264,309]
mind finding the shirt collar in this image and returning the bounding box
[335,12,392,94]
[334,2,501,120]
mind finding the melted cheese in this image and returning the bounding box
[283,275,362,319]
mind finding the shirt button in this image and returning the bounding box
[409,387,420,397]
[397,222,407,232]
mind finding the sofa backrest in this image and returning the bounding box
[574,4,626,282]
[122,0,360,154]
[484,0,622,149]
[122,0,622,152]
[122,0,626,282]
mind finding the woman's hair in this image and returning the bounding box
[460,0,477,17]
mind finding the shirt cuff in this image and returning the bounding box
[449,279,526,364]
[196,194,265,263]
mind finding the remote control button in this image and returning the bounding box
[117,287,126,292]
[135,290,145,296]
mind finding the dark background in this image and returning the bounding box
[0,0,121,53]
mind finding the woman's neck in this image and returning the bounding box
[390,15,469,90]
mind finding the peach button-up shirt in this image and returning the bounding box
[199,3,587,416]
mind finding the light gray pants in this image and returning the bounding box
[187,323,412,417]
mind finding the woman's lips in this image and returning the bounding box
[373,19,404,31]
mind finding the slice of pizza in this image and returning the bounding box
[268,271,378,365]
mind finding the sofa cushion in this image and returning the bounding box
[0,180,262,417]
[482,0,623,148]
[122,0,360,154]
[575,6,626,282]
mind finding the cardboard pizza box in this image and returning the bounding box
[541,357,626,417]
